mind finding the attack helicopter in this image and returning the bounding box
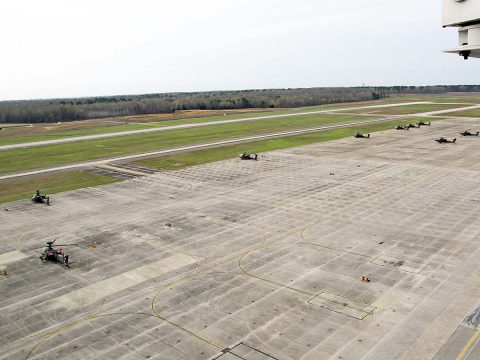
[395,125,410,130]
[31,190,50,206]
[239,152,258,160]
[435,137,456,144]
[353,133,370,139]
[40,239,76,268]
[460,130,479,137]
[416,121,431,127]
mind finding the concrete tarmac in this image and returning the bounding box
[1,118,480,360]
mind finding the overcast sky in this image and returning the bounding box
[0,0,478,101]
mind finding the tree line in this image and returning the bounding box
[1,85,479,124]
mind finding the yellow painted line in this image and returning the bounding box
[456,330,480,360]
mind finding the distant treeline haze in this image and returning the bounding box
[1,85,479,124]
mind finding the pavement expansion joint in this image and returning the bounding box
[308,291,377,320]
[370,254,428,274]
[212,342,280,360]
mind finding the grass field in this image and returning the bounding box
[375,93,480,104]
[133,119,427,170]
[2,107,356,147]
[0,109,328,147]
[347,103,468,115]
[441,108,480,117]
[0,108,281,138]
[0,171,117,204]
[0,96,444,147]
[0,123,155,146]
[406,93,480,103]
[0,113,390,174]
[0,115,443,175]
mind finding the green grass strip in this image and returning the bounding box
[134,119,423,170]
[0,171,117,204]
[0,114,386,174]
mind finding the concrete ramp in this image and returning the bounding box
[0,250,29,266]
[52,253,196,310]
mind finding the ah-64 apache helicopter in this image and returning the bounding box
[435,137,456,144]
[239,152,259,160]
[353,133,370,139]
[460,130,479,137]
[40,239,77,268]
[416,121,431,127]
[31,190,50,206]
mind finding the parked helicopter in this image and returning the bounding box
[435,137,456,144]
[31,190,50,205]
[40,240,76,267]
[416,121,431,127]
[353,133,370,138]
[460,130,479,137]
[395,125,410,130]
[405,123,420,129]
[239,152,258,160]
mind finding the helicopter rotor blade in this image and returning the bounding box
[24,242,79,251]
[25,245,48,251]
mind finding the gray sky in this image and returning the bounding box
[0,0,478,101]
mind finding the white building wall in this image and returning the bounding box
[443,0,480,27]
[443,0,480,59]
